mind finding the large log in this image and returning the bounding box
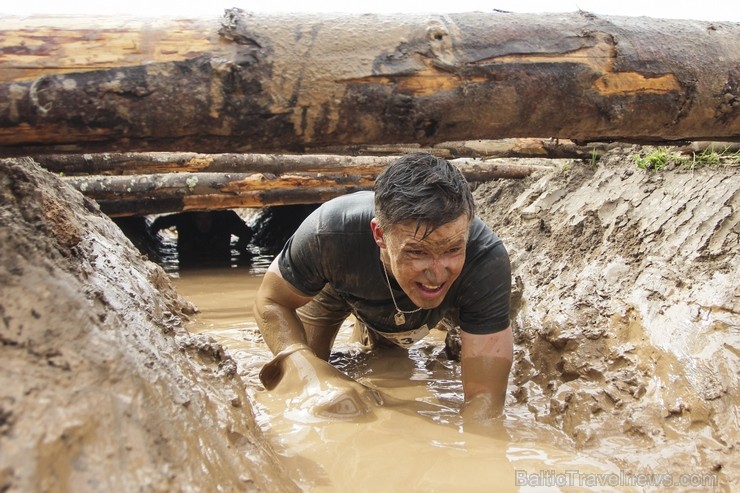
[1,10,739,156]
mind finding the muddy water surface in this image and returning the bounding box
[174,267,636,492]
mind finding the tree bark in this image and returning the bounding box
[1,10,739,157]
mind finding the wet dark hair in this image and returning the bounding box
[373,152,475,237]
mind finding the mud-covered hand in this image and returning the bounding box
[260,344,382,419]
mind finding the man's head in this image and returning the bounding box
[373,153,475,238]
[371,153,475,309]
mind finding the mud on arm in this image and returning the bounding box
[253,258,314,354]
[253,258,380,418]
[459,326,514,420]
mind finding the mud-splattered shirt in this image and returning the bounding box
[277,191,511,335]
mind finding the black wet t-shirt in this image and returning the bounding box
[277,191,511,335]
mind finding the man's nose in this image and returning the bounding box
[424,258,445,281]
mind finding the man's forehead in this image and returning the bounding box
[384,213,469,230]
[391,216,470,243]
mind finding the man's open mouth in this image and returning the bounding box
[417,282,444,294]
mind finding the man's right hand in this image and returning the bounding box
[269,349,382,420]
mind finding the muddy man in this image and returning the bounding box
[254,153,513,422]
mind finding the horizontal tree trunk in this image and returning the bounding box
[44,153,402,176]
[314,139,623,160]
[62,161,551,216]
[64,172,377,198]
[1,10,739,157]
[39,151,554,176]
[34,140,737,175]
[94,187,374,217]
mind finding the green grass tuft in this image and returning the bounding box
[634,145,739,172]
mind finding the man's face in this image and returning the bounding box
[371,214,470,310]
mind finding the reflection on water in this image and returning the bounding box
[157,228,272,274]
[173,267,635,493]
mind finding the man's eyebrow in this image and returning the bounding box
[405,236,467,249]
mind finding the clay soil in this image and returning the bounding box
[1,150,738,492]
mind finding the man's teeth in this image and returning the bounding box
[420,284,441,290]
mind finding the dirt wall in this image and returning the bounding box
[475,150,739,488]
[0,158,298,492]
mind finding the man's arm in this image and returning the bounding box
[460,326,513,420]
[253,258,314,353]
[253,258,380,418]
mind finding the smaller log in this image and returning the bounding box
[42,152,555,178]
[679,141,740,154]
[35,144,595,176]
[40,153,399,176]
[455,160,557,181]
[62,161,554,216]
[312,139,621,160]
[63,172,378,200]
[96,187,373,217]
[62,163,552,199]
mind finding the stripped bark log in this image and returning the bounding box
[64,172,377,198]
[65,173,375,215]
[43,153,401,176]
[312,139,621,160]
[39,151,554,176]
[94,187,372,217]
[1,10,739,157]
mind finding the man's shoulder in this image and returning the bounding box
[315,191,375,233]
[468,216,503,250]
[321,190,374,212]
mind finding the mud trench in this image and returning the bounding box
[0,153,738,492]
[171,269,659,492]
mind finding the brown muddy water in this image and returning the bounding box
[173,266,658,493]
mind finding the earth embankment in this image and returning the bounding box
[1,151,737,491]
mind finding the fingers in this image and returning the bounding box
[268,353,385,421]
[259,343,315,390]
[313,390,371,419]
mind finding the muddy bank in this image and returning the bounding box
[1,151,738,491]
[474,149,739,488]
[0,158,298,492]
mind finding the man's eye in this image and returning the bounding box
[447,247,463,254]
[407,250,425,256]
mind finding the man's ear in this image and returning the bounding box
[370,218,386,248]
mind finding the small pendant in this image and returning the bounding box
[394,311,405,326]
